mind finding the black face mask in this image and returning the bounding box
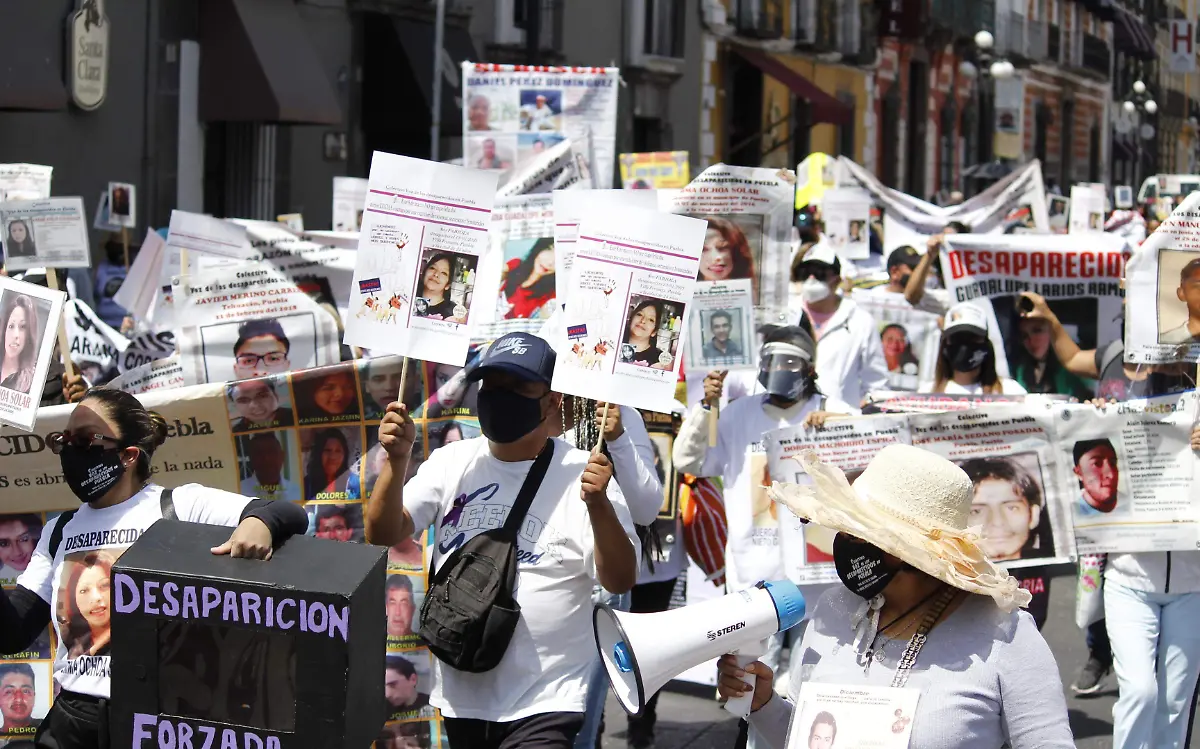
[947,342,989,372]
[477,388,547,444]
[60,445,127,504]
[896,272,912,289]
[833,534,900,599]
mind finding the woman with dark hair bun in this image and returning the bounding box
[0,387,308,749]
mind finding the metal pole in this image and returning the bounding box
[430,0,446,161]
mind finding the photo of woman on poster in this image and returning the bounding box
[293,367,360,424]
[3,220,35,259]
[880,323,919,375]
[0,293,40,394]
[303,428,354,501]
[619,298,682,370]
[697,217,757,298]
[501,237,556,319]
[60,550,117,658]
[426,361,477,418]
[413,252,474,324]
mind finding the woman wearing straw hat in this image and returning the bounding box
[717,444,1074,748]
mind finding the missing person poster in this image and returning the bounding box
[821,188,872,260]
[908,407,1073,567]
[1068,184,1106,234]
[106,182,136,228]
[470,194,557,342]
[1125,190,1200,362]
[235,220,358,321]
[172,263,340,386]
[0,198,91,272]
[941,233,1127,365]
[850,291,942,392]
[552,189,658,303]
[766,416,910,584]
[1054,394,1200,555]
[684,279,756,372]
[463,63,619,189]
[619,151,690,189]
[342,152,499,367]
[662,164,795,314]
[0,276,67,431]
[551,205,706,413]
[107,355,186,395]
[114,230,166,322]
[785,683,919,749]
[63,299,129,385]
[0,164,52,202]
[332,176,368,232]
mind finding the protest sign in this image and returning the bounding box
[1115,185,1134,209]
[684,279,757,372]
[173,263,340,385]
[470,194,557,342]
[119,328,176,373]
[463,63,619,188]
[92,190,123,232]
[821,188,872,260]
[794,152,839,208]
[786,683,919,749]
[114,230,165,321]
[1054,394,1200,555]
[235,220,357,320]
[850,290,942,391]
[908,406,1074,567]
[552,188,658,303]
[1125,190,1200,362]
[1048,194,1070,233]
[332,176,368,232]
[162,210,256,286]
[941,233,1126,367]
[106,182,136,228]
[494,135,594,196]
[0,276,67,430]
[0,198,91,272]
[63,299,128,384]
[862,391,1031,414]
[0,164,52,202]
[662,164,795,314]
[619,151,690,189]
[765,415,909,584]
[1069,185,1106,234]
[108,354,185,395]
[551,205,706,412]
[342,152,499,366]
[277,213,304,231]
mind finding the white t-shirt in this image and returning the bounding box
[919,378,1027,395]
[403,437,639,721]
[16,483,253,699]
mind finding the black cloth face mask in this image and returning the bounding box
[477,388,547,444]
[60,444,126,504]
[947,341,989,373]
[833,533,900,599]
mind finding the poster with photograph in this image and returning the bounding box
[0,164,52,202]
[685,279,756,372]
[469,194,556,342]
[0,276,66,431]
[0,660,51,740]
[552,205,706,413]
[821,188,872,260]
[1126,191,1200,362]
[106,182,135,228]
[172,263,340,386]
[233,220,359,322]
[662,164,794,313]
[1114,185,1134,210]
[1047,194,1070,233]
[333,176,369,232]
[640,409,682,520]
[766,415,910,584]
[462,63,619,189]
[0,512,48,587]
[1069,185,1106,234]
[1054,393,1200,555]
[785,683,919,749]
[376,720,436,749]
[300,426,363,503]
[0,198,91,272]
[235,429,301,501]
[940,233,1126,369]
[552,189,658,302]
[495,134,594,197]
[92,190,122,233]
[619,151,690,189]
[384,650,436,722]
[385,572,426,651]
[851,291,942,392]
[908,406,1073,567]
[342,152,498,367]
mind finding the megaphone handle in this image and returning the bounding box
[723,654,759,719]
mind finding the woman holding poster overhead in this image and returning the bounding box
[0,387,307,749]
[0,293,38,394]
[920,303,1025,395]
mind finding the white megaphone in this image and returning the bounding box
[593,580,805,719]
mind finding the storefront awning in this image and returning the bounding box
[391,18,479,133]
[0,3,68,111]
[199,0,342,125]
[731,46,853,127]
[1081,0,1117,23]
[1113,7,1157,62]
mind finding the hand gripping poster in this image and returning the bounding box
[551,205,706,413]
[907,406,1074,567]
[1053,394,1200,555]
[462,63,618,189]
[1125,190,1200,363]
[765,416,910,585]
[342,152,499,366]
[661,164,795,315]
[469,193,557,343]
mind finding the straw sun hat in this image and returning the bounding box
[769,444,1031,612]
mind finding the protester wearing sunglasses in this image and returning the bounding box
[0,387,308,749]
[921,303,1025,396]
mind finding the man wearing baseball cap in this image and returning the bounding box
[366,333,640,748]
[878,246,921,295]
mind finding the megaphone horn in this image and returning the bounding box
[593,580,805,719]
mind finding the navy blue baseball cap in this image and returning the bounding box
[466,332,556,386]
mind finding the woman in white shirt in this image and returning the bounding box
[921,302,1026,396]
[0,387,308,749]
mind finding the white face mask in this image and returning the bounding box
[799,277,832,303]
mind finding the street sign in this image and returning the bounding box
[1169,18,1195,73]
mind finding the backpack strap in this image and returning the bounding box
[1100,339,1124,377]
[160,488,176,521]
[48,509,78,559]
[499,439,555,538]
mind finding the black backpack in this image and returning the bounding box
[419,441,553,673]
[47,489,176,557]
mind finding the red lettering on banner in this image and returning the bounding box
[1080,253,1093,277]
[994,251,1010,275]
[948,251,966,279]
[1012,252,1028,276]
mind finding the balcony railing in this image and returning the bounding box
[1081,33,1111,76]
[734,0,786,39]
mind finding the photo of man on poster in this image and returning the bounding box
[1072,438,1126,516]
[1160,256,1200,344]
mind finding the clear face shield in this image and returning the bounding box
[757,342,813,401]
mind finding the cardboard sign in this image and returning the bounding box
[0,198,91,272]
[0,276,67,431]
